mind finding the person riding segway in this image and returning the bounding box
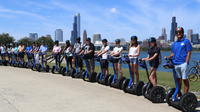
[122,36,144,95]
[141,37,165,103]
[164,27,197,112]
[81,38,97,82]
[108,39,126,89]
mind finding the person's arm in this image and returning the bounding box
[186,51,191,64]
[165,52,174,59]
[98,46,109,56]
[113,47,123,56]
[142,55,150,61]
[185,40,192,64]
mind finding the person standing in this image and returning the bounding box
[128,36,141,83]
[73,37,83,71]
[165,27,192,94]
[142,37,161,86]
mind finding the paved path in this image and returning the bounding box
[0,66,199,112]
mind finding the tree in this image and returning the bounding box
[0,33,15,45]
[36,36,54,50]
[18,37,34,46]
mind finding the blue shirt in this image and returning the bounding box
[39,45,48,53]
[25,46,32,53]
[172,37,192,65]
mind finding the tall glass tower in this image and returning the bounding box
[70,13,81,45]
[170,17,177,42]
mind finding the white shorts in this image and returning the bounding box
[174,63,188,80]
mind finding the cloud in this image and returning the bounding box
[0,7,46,20]
[110,8,118,14]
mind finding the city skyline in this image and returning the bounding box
[1,0,200,41]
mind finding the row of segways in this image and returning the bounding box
[0,52,197,112]
[93,55,198,112]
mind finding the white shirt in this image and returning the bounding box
[101,45,110,59]
[129,45,139,58]
[53,45,61,53]
[74,43,82,54]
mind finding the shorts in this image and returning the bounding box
[1,53,6,57]
[149,61,159,68]
[27,53,34,60]
[174,63,188,80]
[130,58,138,64]
[18,52,25,58]
[100,59,109,69]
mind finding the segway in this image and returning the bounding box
[82,55,97,82]
[95,56,110,86]
[140,59,166,103]
[61,54,72,76]
[37,53,50,72]
[51,54,63,74]
[70,54,85,78]
[121,56,144,95]
[163,58,197,112]
[107,56,126,89]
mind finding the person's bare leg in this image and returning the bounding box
[118,63,123,78]
[131,64,135,83]
[183,79,189,93]
[177,78,182,97]
[149,68,157,86]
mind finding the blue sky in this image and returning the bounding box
[0,0,200,41]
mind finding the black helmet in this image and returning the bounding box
[76,37,81,41]
[55,40,59,44]
[66,40,70,44]
[115,39,121,44]
[86,37,91,42]
[131,36,138,41]
[149,37,156,43]
[176,27,184,34]
[102,39,108,43]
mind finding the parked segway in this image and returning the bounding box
[163,58,197,112]
[107,56,126,89]
[121,55,144,95]
[139,59,166,103]
[82,55,97,82]
[95,55,111,86]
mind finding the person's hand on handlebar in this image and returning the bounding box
[142,58,149,61]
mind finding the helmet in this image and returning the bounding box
[102,39,108,43]
[66,40,70,44]
[86,38,91,42]
[115,39,121,44]
[176,27,184,34]
[149,37,156,43]
[131,36,138,41]
[76,37,81,41]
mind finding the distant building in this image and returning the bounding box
[170,17,177,42]
[83,30,87,44]
[46,34,51,38]
[55,29,63,42]
[70,13,81,45]
[191,33,200,44]
[93,34,102,44]
[187,29,193,41]
[29,33,38,41]
[161,28,167,41]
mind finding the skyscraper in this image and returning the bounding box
[161,28,167,41]
[93,34,101,44]
[191,33,200,44]
[70,13,81,45]
[187,29,193,41]
[55,29,63,42]
[83,30,87,44]
[29,33,38,41]
[170,17,177,42]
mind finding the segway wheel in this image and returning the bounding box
[105,75,111,85]
[51,66,55,74]
[119,77,126,89]
[122,79,130,93]
[37,64,41,72]
[46,65,50,72]
[180,92,198,112]
[59,66,63,74]
[61,68,66,76]
[166,88,175,106]
[82,71,86,81]
[135,81,145,96]
[96,73,101,83]
[70,69,76,77]
[108,75,114,86]
[89,72,97,82]
[142,84,148,98]
[150,86,166,103]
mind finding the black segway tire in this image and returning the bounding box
[150,86,166,103]
[118,77,126,89]
[135,81,145,96]
[166,88,175,106]
[180,92,198,112]
[51,66,55,74]
[122,79,130,93]
[46,65,50,72]
[108,75,114,86]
